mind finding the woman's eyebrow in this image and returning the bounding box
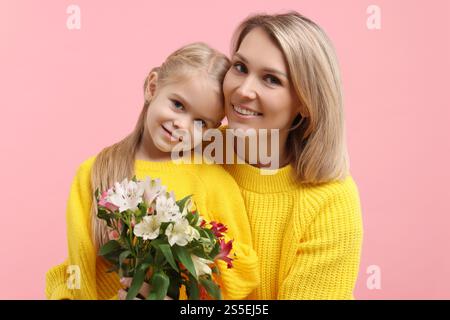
[234,52,287,78]
[172,93,216,125]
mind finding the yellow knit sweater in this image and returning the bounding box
[223,162,363,300]
[45,156,259,300]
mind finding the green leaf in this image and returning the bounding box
[138,203,147,217]
[147,271,170,300]
[173,246,197,279]
[192,246,208,260]
[142,250,154,265]
[157,244,179,272]
[99,240,121,257]
[209,242,221,259]
[119,250,131,268]
[149,238,166,248]
[126,266,146,300]
[166,269,181,300]
[185,211,199,226]
[154,248,165,266]
[176,195,192,212]
[186,275,200,300]
[200,278,222,300]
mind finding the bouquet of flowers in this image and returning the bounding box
[95,177,234,300]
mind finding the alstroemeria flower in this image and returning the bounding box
[215,239,234,269]
[133,215,161,240]
[165,219,200,246]
[142,177,167,205]
[108,229,120,241]
[98,190,119,212]
[210,221,228,238]
[108,178,145,213]
[191,254,213,276]
[156,193,182,223]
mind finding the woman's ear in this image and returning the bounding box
[145,72,159,101]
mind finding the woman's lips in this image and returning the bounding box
[232,104,263,118]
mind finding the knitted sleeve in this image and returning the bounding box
[278,177,364,299]
[45,158,103,299]
[200,170,260,300]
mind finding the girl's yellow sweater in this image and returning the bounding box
[223,162,364,300]
[45,156,259,300]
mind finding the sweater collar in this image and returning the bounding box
[223,162,299,193]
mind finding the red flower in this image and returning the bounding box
[215,239,234,269]
[199,285,212,300]
[210,221,228,238]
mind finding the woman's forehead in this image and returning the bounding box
[235,28,288,75]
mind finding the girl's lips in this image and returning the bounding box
[161,125,182,142]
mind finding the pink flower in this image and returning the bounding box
[108,229,120,241]
[210,221,228,238]
[98,191,119,212]
[215,239,234,269]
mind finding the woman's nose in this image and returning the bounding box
[236,76,257,100]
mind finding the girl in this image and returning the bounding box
[221,12,364,299]
[45,43,259,300]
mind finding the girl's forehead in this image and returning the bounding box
[165,77,224,121]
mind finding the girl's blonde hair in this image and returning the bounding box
[231,12,349,185]
[90,43,230,250]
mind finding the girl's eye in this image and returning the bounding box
[171,100,185,111]
[194,119,207,128]
[233,62,247,74]
[264,75,282,86]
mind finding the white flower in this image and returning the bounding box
[196,216,204,227]
[108,178,145,212]
[191,255,213,276]
[165,219,199,246]
[181,198,194,217]
[156,193,182,223]
[142,177,167,205]
[186,224,201,242]
[133,215,161,240]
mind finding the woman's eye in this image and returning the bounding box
[233,62,247,74]
[264,75,281,86]
[171,100,185,111]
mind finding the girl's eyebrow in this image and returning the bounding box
[234,52,288,79]
[172,93,216,125]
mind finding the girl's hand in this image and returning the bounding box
[118,277,173,300]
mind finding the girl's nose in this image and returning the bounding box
[173,116,190,130]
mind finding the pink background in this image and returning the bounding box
[1,0,449,299]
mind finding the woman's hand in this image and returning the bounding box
[118,277,173,300]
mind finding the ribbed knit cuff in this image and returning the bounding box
[217,239,260,300]
[46,263,73,300]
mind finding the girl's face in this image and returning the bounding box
[223,27,301,137]
[145,73,224,156]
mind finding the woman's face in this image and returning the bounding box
[223,27,300,135]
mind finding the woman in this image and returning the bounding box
[222,11,363,299]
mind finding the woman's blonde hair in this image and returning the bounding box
[231,12,349,185]
[90,43,230,250]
